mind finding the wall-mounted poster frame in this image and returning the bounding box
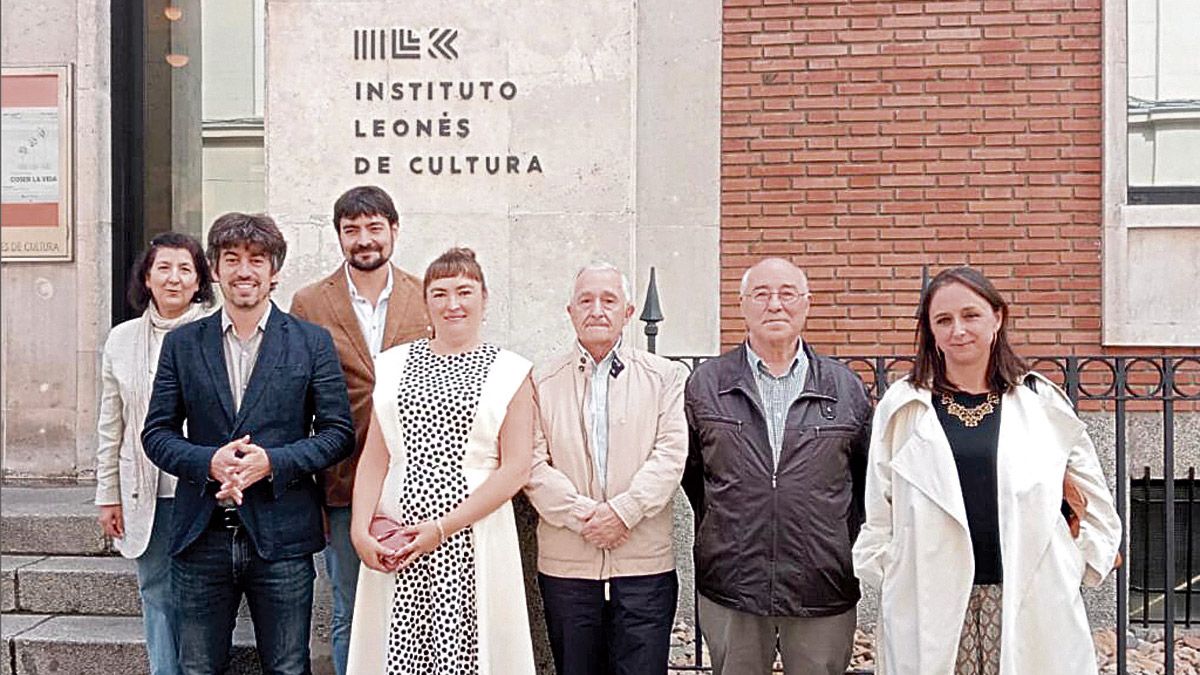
[1,65,74,262]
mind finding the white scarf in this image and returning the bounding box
[148,301,204,332]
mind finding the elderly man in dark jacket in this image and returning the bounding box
[682,257,872,675]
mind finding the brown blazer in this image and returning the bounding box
[290,264,430,507]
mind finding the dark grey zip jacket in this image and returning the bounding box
[682,342,872,617]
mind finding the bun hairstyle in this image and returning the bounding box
[423,246,487,295]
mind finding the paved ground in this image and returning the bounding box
[669,624,1195,674]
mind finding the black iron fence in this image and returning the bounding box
[1130,470,1200,628]
[645,310,1200,674]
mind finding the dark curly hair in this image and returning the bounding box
[127,232,214,313]
[332,185,399,231]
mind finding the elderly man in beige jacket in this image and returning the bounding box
[525,262,689,675]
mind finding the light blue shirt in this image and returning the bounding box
[746,341,809,467]
[580,341,619,492]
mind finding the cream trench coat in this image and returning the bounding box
[95,306,208,558]
[852,373,1121,675]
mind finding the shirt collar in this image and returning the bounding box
[577,337,621,369]
[345,263,394,304]
[746,339,805,379]
[221,302,272,336]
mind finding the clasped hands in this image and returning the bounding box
[210,435,272,505]
[354,519,442,574]
[573,500,630,550]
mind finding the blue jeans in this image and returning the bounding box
[323,506,359,675]
[172,526,316,675]
[137,497,181,675]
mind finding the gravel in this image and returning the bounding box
[669,622,1200,673]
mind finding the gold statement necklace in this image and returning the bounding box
[940,392,1000,428]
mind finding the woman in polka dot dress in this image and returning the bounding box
[345,247,537,675]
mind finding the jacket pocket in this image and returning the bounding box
[1057,516,1087,584]
[882,524,909,579]
[274,363,308,381]
[269,364,310,398]
[812,423,859,438]
[698,414,743,427]
[695,507,735,591]
[695,415,746,477]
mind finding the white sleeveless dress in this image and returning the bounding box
[346,340,536,675]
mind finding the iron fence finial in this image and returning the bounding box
[640,267,663,354]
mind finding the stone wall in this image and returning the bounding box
[1,0,111,482]
[265,0,721,363]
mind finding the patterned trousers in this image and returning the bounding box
[955,584,1003,675]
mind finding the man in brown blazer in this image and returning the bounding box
[289,185,430,675]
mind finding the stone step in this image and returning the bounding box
[0,488,334,673]
[0,487,111,556]
[1,556,39,612]
[3,555,141,615]
[0,614,47,675]
[1,614,335,675]
[1,614,264,675]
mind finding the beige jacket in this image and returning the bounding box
[525,344,688,579]
[95,304,211,558]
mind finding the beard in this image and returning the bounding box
[225,281,267,308]
[348,248,388,272]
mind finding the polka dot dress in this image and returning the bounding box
[387,339,498,675]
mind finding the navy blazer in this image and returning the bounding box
[142,303,354,560]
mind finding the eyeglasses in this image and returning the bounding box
[744,289,810,307]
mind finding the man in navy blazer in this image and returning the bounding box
[143,213,354,675]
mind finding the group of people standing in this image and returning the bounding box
[95,184,1123,675]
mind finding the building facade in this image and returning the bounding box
[718,0,1200,355]
[2,8,1198,624]
[3,0,1200,659]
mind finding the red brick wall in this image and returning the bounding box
[720,0,1123,356]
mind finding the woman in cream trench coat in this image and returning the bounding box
[95,233,214,675]
[852,266,1122,675]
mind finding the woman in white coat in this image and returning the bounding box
[852,266,1121,675]
[95,232,214,675]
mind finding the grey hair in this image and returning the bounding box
[573,261,632,303]
[739,258,809,295]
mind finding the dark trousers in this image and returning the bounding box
[172,527,316,675]
[539,570,678,675]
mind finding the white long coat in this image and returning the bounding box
[95,305,208,558]
[852,374,1121,675]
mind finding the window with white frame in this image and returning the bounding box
[1101,0,1200,346]
[1126,0,1200,205]
[200,0,267,233]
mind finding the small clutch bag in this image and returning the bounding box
[369,514,415,551]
